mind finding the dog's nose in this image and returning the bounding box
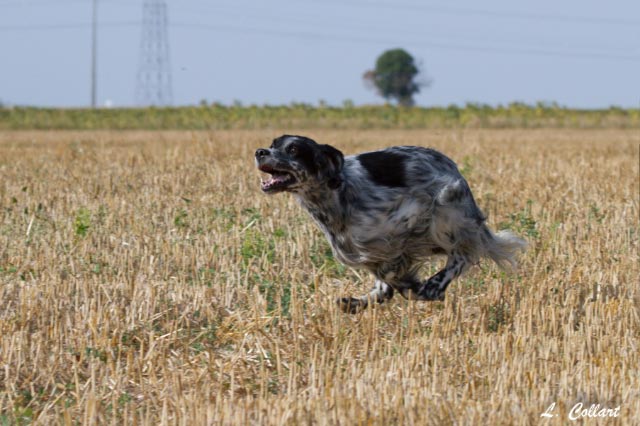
[255,148,270,158]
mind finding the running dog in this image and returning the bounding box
[255,135,526,313]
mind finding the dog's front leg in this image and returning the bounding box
[336,279,395,314]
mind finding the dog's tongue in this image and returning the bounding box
[262,172,289,188]
[270,173,289,183]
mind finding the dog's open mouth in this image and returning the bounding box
[259,165,297,192]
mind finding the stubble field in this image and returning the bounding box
[0,129,638,425]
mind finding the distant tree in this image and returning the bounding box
[363,48,429,107]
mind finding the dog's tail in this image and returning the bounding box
[431,178,527,270]
[480,227,528,270]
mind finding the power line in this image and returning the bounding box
[171,21,640,62]
[2,0,638,27]
[0,21,138,31]
[0,0,94,6]
[319,0,640,27]
[3,2,635,52]
[0,20,637,62]
[175,5,639,53]
[0,0,132,4]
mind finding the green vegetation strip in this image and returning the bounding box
[1,103,638,130]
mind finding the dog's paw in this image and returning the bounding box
[336,297,366,314]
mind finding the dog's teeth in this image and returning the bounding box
[259,171,293,191]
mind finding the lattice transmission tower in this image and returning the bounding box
[135,0,173,106]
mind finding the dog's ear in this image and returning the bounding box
[318,144,344,189]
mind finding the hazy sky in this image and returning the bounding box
[0,0,638,108]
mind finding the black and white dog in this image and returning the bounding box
[255,135,526,313]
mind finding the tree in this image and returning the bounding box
[363,48,429,107]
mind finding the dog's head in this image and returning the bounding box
[255,135,344,194]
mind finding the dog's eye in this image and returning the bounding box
[287,146,298,156]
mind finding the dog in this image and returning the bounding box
[255,135,527,313]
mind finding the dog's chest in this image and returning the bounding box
[313,205,424,267]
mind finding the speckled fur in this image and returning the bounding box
[256,135,527,313]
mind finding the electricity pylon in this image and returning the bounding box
[135,0,173,106]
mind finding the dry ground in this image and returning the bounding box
[0,129,638,425]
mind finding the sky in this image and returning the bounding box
[0,0,638,108]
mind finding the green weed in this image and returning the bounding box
[500,199,539,238]
[74,207,91,237]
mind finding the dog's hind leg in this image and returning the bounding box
[337,279,395,314]
[400,251,469,301]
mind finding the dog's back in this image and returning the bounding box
[343,146,525,267]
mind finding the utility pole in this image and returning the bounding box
[91,0,98,108]
[135,0,173,106]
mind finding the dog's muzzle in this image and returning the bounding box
[255,149,297,193]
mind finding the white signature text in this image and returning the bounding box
[541,402,621,421]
